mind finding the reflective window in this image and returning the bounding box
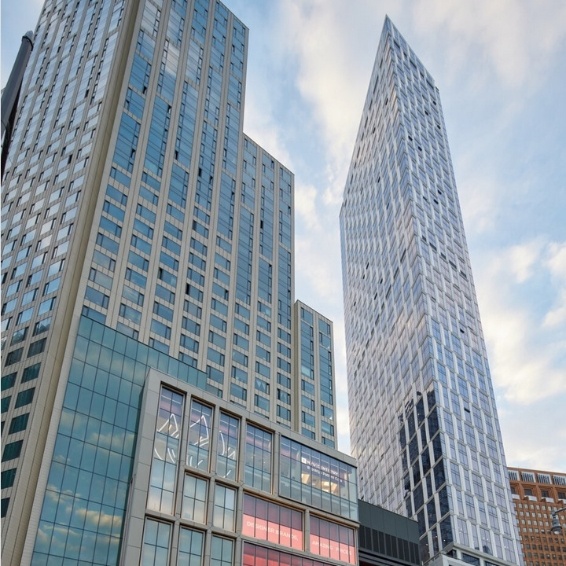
[279,437,358,520]
[213,484,236,531]
[244,424,272,493]
[210,536,233,566]
[182,474,207,523]
[216,412,239,480]
[141,519,170,565]
[148,387,184,514]
[178,528,204,566]
[187,399,213,470]
[31,316,208,564]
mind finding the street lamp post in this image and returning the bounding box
[550,507,566,535]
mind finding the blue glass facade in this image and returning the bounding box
[31,316,207,564]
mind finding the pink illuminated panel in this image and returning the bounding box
[243,494,303,550]
[310,516,356,565]
[243,542,334,566]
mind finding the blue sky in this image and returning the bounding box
[3,0,565,472]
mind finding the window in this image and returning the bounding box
[28,338,47,357]
[182,474,208,523]
[119,303,141,324]
[33,317,51,335]
[216,412,239,480]
[141,519,171,565]
[15,388,35,408]
[2,440,23,462]
[148,387,184,514]
[151,319,171,340]
[254,395,269,412]
[210,536,233,566]
[178,528,204,566]
[9,413,29,434]
[213,484,236,531]
[187,400,213,471]
[1,373,17,390]
[279,437,358,520]
[85,286,110,309]
[22,363,41,383]
[244,424,272,493]
[5,348,23,366]
[1,468,17,488]
[38,297,56,315]
[277,406,291,420]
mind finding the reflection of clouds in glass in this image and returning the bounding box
[76,506,122,530]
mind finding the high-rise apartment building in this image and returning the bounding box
[340,17,522,566]
[1,1,354,564]
[508,467,566,566]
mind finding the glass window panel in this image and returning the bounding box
[148,387,184,514]
[279,437,357,520]
[213,484,236,531]
[178,528,204,566]
[210,536,233,566]
[182,474,208,524]
[187,400,213,471]
[141,518,171,566]
[244,424,272,493]
[216,412,239,480]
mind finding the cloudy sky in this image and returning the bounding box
[3,0,565,472]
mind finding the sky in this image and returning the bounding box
[2,0,565,473]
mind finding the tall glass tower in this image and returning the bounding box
[1,1,354,564]
[340,17,522,566]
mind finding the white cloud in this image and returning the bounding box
[277,0,379,169]
[476,241,566,404]
[543,241,566,328]
[507,239,545,283]
[294,182,321,232]
[458,173,501,235]
[410,0,566,91]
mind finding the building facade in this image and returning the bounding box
[340,17,522,566]
[508,467,566,566]
[358,499,420,566]
[1,0,344,564]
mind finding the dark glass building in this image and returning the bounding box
[358,500,420,566]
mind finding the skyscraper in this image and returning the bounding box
[1,1,355,564]
[340,17,522,566]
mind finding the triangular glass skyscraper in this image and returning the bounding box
[341,17,523,566]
